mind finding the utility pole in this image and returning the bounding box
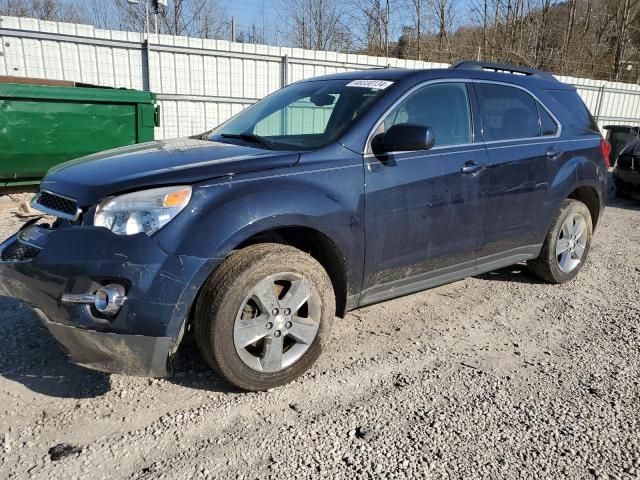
[231,17,236,42]
[128,0,166,37]
[302,15,306,49]
[416,0,421,60]
[385,0,389,58]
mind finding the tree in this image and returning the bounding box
[427,0,456,51]
[0,0,84,22]
[408,0,425,60]
[280,0,352,51]
[612,0,640,79]
[350,0,394,56]
[562,0,577,65]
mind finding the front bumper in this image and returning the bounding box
[35,307,174,377]
[0,222,218,377]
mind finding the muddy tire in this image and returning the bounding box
[194,243,335,391]
[527,199,593,284]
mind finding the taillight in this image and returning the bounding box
[601,138,612,169]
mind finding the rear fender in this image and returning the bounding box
[545,152,604,233]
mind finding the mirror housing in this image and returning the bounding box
[371,124,435,154]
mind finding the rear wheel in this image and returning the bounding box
[194,243,335,391]
[527,199,593,284]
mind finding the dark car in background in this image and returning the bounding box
[604,125,639,167]
[0,61,608,391]
[613,138,640,197]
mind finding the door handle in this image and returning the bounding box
[461,161,486,175]
[546,147,563,159]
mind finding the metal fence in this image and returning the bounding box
[2,15,640,139]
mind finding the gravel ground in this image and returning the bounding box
[0,191,638,479]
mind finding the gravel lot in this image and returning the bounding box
[0,190,638,479]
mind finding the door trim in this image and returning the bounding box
[363,79,563,156]
[358,244,542,307]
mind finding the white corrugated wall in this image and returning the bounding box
[1,15,639,139]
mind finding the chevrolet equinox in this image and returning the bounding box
[0,61,608,391]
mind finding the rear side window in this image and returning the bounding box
[546,89,599,132]
[476,83,541,141]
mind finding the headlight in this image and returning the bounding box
[94,186,192,236]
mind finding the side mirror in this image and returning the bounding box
[631,126,640,137]
[371,124,435,154]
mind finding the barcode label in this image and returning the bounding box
[346,80,394,90]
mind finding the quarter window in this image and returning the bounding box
[476,83,543,141]
[380,83,473,147]
[539,103,559,136]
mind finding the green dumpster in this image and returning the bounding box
[0,79,160,187]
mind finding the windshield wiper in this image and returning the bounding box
[220,133,273,149]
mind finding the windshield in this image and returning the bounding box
[208,79,393,151]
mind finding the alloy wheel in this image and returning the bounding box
[233,273,321,373]
[555,212,588,273]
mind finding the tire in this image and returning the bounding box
[527,199,593,284]
[194,243,335,391]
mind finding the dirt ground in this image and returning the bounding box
[0,191,638,479]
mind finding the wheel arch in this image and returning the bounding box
[567,184,601,229]
[234,226,349,318]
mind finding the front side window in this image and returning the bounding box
[209,79,391,151]
[476,83,542,141]
[379,82,473,148]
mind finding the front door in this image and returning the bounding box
[361,81,490,304]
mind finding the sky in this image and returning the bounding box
[225,0,271,30]
[76,0,475,46]
[222,0,476,45]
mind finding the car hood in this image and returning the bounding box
[40,138,300,206]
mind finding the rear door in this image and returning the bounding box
[361,81,491,303]
[473,82,561,260]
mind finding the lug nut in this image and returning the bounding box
[285,321,292,329]
[272,308,279,315]
[274,330,281,337]
[284,308,291,315]
[266,322,273,330]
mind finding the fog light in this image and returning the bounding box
[94,284,127,315]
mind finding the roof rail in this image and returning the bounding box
[450,61,557,81]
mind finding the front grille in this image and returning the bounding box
[1,241,40,262]
[33,190,79,220]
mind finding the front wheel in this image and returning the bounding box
[527,199,593,284]
[194,243,335,391]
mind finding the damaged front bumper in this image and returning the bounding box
[0,221,218,377]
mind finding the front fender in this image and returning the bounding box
[155,159,365,304]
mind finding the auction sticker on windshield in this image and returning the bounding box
[346,80,394,89]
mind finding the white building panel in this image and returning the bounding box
[77,44,98,85]
[2,15,640,140]
[203,56,218,97]
[189,54,205,97]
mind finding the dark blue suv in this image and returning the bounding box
[0,62,608,390]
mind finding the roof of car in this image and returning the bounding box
[300,62,570,90]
